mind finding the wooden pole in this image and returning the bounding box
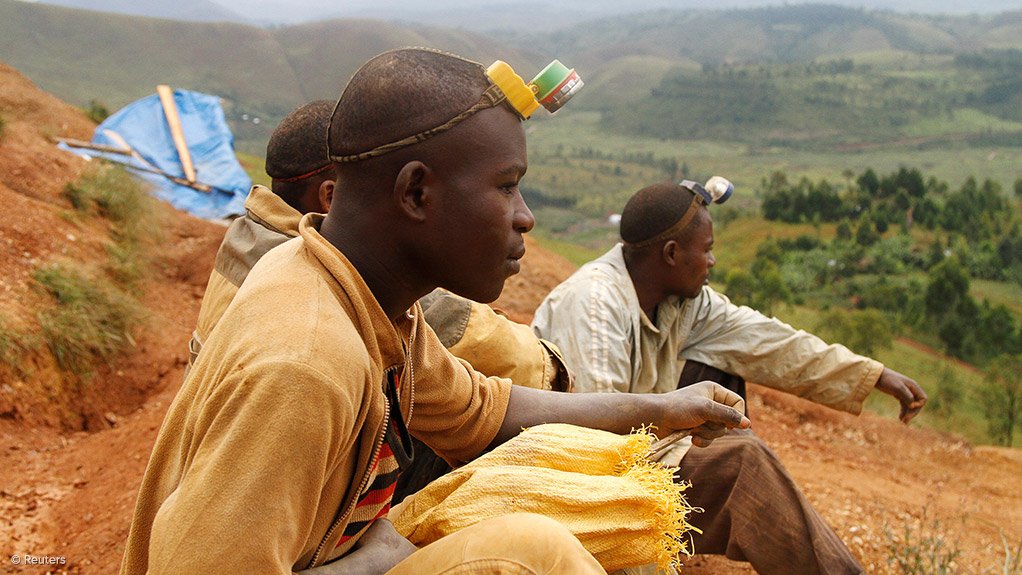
[156,84,197,183]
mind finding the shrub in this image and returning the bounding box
[33,264,141,378]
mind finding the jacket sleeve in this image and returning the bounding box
[681,287,881,414]
[404,312,514,466]
[531,275,634,395]
[145,361,356,575]
[420,289,559,390]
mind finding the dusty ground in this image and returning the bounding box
[1,61,1020,575]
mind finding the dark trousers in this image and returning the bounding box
[678,433,864,574]
[676,361,862,574]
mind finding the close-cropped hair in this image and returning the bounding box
[265,100,334,181]
[620,181,703,246]
[327,48,491,160]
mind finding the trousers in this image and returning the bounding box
[676,363,863,575]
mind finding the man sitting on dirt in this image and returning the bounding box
[120,48,750,575]
[532,179,929,575]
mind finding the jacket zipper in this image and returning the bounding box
[308,365,397,567]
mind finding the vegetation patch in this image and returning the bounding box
[33,264,141,378]
[32,164,156,378]
[61,163,159,291]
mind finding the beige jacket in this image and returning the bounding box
[532,244,881,414]
[121,214,512,575]
[188,185,568,391]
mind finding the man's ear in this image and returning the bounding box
[318,180,334,213]
[662,239,680,267]
[393,160,430,222]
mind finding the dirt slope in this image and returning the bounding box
[0,62,1020,575]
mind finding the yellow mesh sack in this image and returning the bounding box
[392,423,696,573]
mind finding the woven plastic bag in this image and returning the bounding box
[391,423,696,573]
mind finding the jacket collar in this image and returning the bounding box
[298,212,410,369]
[245,185,302,238]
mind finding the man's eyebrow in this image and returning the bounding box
[497,163,527,178]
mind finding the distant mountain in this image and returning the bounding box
[32,0,246,22]
[0,0,540,151]
[2,0,1019,151]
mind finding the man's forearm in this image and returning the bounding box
[491,385,663,447]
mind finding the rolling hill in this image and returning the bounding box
[3,1,1021,153]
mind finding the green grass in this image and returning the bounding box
[28,164,160,377]
[0,317,40,375]
[34,264,142,378]
[972,279,1022,316]
[530,231,602,268]
[62,163,160,291]
[237,151,270,188]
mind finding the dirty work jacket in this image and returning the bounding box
[188,185,569,391]
[120,214,512,575]
[532,244,881,426]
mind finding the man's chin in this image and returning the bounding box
[446,281,505,305]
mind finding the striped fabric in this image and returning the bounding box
[335,372,411,550]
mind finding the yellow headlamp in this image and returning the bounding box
[486,59,585,119]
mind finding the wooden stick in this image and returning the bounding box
[55,137,131,156]
[156,84,197,183]
[649,430,692,460]
[55,136,213,194]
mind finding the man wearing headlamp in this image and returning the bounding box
[120,48,750,575]
[533,180,928,574]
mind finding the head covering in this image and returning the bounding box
[265,100,334,182]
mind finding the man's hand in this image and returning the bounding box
[299,519,417,575]
[874,367,927,423]
[659,381,751,447]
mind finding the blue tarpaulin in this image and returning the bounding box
[61,89,249,220]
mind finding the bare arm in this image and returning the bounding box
[492,381,751,449]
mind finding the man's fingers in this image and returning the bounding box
[699,396,751,429]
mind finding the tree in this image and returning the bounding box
[724,268,757,308]
[924,257,980,359]
[754,260,792,317]
[814,308,893,357]
[930,362,963,419]
[978,354,1022,447]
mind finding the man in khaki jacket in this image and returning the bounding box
[187,99,571,502]
[122,49,751,575]
[533,180,928,575]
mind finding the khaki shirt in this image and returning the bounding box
[532,244,880,414]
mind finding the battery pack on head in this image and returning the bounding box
[529,60,585,113]
[486,59,584,119]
